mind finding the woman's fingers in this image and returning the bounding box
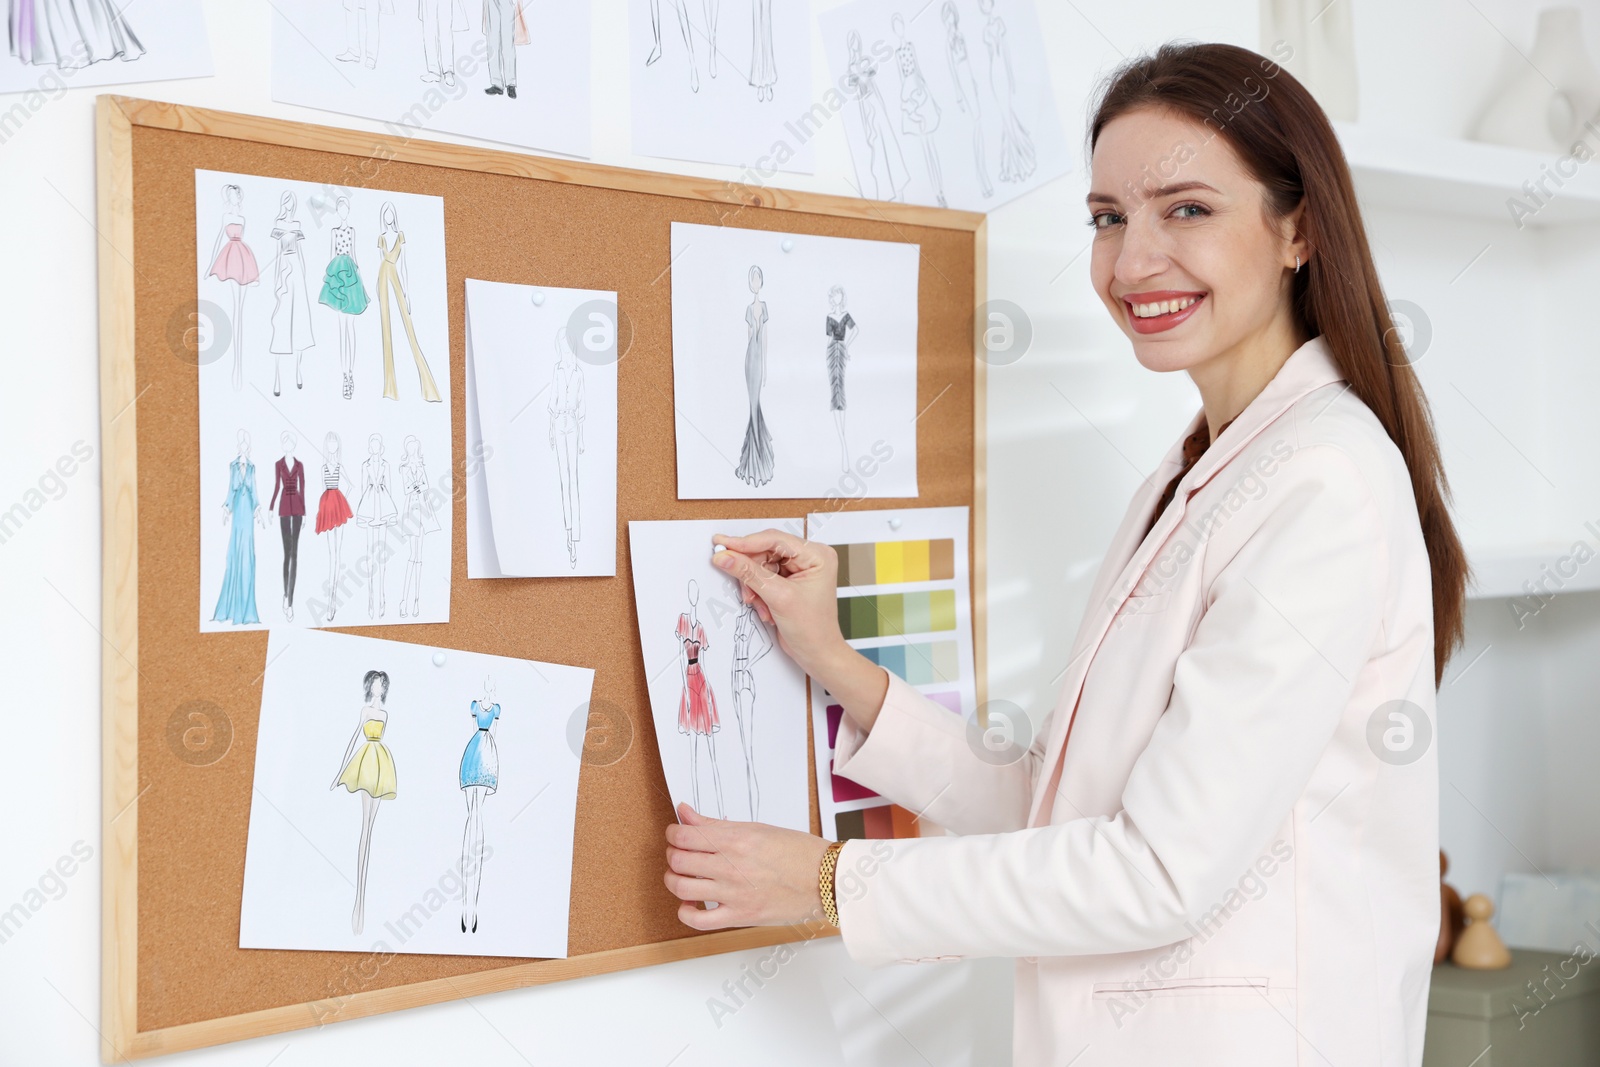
[713,529,820,575]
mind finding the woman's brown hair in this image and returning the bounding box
[1087,41,1468,687]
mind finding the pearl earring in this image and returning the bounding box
[1295,255,1302,273]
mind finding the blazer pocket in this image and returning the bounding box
[1091,976,1270,999]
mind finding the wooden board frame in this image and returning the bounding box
[96,94,987,1062]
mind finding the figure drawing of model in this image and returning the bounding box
[893,12,947,208]
[316,432,355,623]
[355,433,399,618]
[332,669,397,935]
[748,0,775,101]
[204,184,259,391]
[645,0,711,92]
[418,0,467,85]
[482,0,526,97]
[375,202,443,403]
[9,0,142,68]
[337,0,392,68]
[458,675,500,933]
[397,435,440,618]
[271,432,306,622]
[213,429,265,625]
[729,589,773,820]
[980,0,1035,182]
[677,580,724,818]
[318,196,369,401]
[734,265,775,488]
[825,286,858,473]
[269,191,315,397]
[942,1,994,198]
[548,327,585,568]
[844,30,910,201]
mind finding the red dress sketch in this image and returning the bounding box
[677,612,720,735]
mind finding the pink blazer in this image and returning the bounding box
[832,335,1439,1066]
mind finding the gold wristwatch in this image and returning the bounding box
[819,840,844,928]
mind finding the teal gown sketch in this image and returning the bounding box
[213,457,261,624]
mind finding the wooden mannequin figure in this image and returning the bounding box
[1434,849,1467,964]
[1452,893,1512,970]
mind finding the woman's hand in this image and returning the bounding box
[664,803,831,929]
[710,528,844,677]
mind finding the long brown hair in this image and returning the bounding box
[1087,42,1468,687]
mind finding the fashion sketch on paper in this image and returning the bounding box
[337,0,393,68]
[271,432,306,623]
[315,431,355,623]
[843,30,910,201]
[729,586,773,820]
[825,286,859,472]
[212,429,265,626]
[458,675,501,933]
[355,433,400,619]
[942,1,994,198]
[892,12,947,208]
[734,265,775,488]
[677,580,724,818]
[644,0,702,92]
[748,0,775,102]
[375,202,443,403]
[269,191,316,397]
[332,669,397,936]
[548,327,585,568]
[417,0,467,86]
[397,435,440,618]
[318,196,369,401]
[482,0,527,97]
[980,0,1035,182]
[8,0,143,69]
[204,184,259,391]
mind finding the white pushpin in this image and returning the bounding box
[888,517,903,531]
[780,238,794,253]
[432,651,447,667]
[531,290,546,306]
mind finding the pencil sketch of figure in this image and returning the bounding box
[316,432,355,624]
[645,0,699,93]
[337,0,392,68]
[748,0,776,101]
[734,265,775,488]
[677,580,724,818]
[703,0,719,78]
[355,433,399,619]
[980,0,1035,182]
[332,669,397,936]
[482,0,520,97]
[893,12,946,208]
[844,30,910,201]
[548,328,585,568]
[418,0,466,86]
[458,674,500,934]
[271,432,306,623]
[825,286,859,473]
[9,0,143,68]
[317,196,370,401]
[269,191,315,397]
[942,1,993,198]
[398,435,440,618]
[204,184,259,391]
[375,202,443,402]
[728,584,773,820]
[213,429,265,626]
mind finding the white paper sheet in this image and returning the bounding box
[670,221,920,500]
[0,0,211,95]
[240,628,594,958]
[627,518,811,830]
[271,0,590,157]
[195,168,452,631]
[818,0,1074,212]
[465,278,619,578]
[628,0,813,173]
[805,506,977,842]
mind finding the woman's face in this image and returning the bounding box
[1087,106,1301,375]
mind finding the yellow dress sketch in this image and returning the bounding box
[337,718,398,799]
[375,231,442,403]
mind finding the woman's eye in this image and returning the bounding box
[1172,202,1210,220]
[1086,212,1121,229]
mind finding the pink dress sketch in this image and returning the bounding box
[677,612,720,736]
[208,224,260,286]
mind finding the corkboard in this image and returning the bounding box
[97,96,986,1061]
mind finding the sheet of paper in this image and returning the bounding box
[806,506,977,841]
[240,628,594,958]
[271,0,590,157]
[818,0,1073,212]
[0,0,211,94]
[670,221,919,500]
[628,0,813,173]
[465,278,619,578]
[627,518,811,830]
[195,168,452,631]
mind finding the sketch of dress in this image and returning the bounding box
[9,0,143,68]
[894,17,947,208]
[729,600,772,820]
[825,311,855,411]
[943,1,994,198]
[212,457,261,625]
[982,0,1035,183]
[458,685,500,934]
[677,600,725,817]
[332,670,394,935]
[316,460,354,533]
[209,223,260,287]
[319,224,369,315]
[398,443,439,618]
[734,296,775,487]
[337,717,398,799]
[548,353,584,566]
[269,211,315,395]
[356,456,398,527]
[844,31,910,201]
[748,0,776,102]
[375,228,443,403]
[458,700,500,792]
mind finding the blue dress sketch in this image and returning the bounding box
[459,688,501,934]
[212,457,261,624]
[459,699,501,791]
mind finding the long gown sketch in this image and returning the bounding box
[337,0,392,68]
[748,0,775,102]
[418,0,466,86]
[729,591,773,820]
[979,0,1035,183]
[268,191,315,397]
[844,29,910,201]
[677,580,724,818]
[375,202,443,403]
[8,0,143,68]
[734,265,775,488]
[942,1,994,198]
[397,435,440,618]
[204,184,259,391]
[547,328,585,568]
[645,0,700,92]
[893,12,947,209]
[355,433,399,619]
[458,675,500,934]
[316,432,355,624]
[271,432,306,623]
[317,196,369,401]
[213,429,265,626]
[825,286,859,473]
[332,669,397,936]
